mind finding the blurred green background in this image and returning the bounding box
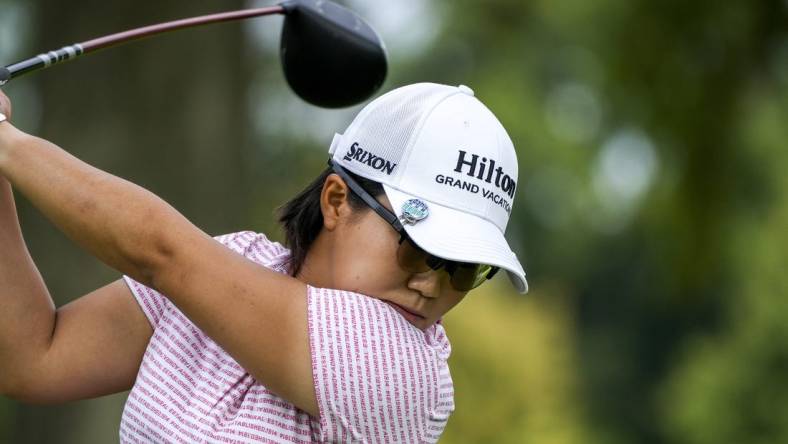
[1,0,787,442]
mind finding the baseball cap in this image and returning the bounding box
[328,83,528,293]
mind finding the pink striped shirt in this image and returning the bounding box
[120,231,454,443]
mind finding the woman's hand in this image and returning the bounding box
[0,89,23,167]
[0,89,12,182]
[0,89,11,121]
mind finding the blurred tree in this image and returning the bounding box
[3,1,250,442]
[570,1,786,442]
[659,65,788,444]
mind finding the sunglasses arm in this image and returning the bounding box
[328,159,404,231]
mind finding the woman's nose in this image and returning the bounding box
[407,270,442,298]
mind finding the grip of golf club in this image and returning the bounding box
[0,44,85,85]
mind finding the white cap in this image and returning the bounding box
[329,83,527,293]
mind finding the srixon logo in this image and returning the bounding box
[343,142,397,175]
[454,150,516,198]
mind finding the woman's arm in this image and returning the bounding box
[0,96,317,414]
[0,124,172,286]
[0,95,154,400]
[4,279,153,403]
[0,173,57,390]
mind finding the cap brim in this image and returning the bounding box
[383,184,528,293]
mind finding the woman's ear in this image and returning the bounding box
[320,174,351,231]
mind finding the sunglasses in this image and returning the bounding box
[329,160,499,291]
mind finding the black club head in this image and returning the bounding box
[280,0,388,108]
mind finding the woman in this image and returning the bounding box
[0,82,527,443]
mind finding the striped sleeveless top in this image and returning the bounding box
[119,231,455,443]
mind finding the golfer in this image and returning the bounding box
[0,83,527,443]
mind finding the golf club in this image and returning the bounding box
[0,0,388,108]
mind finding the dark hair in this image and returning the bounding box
[277,166,385,277]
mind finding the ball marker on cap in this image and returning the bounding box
[400,199,429,225]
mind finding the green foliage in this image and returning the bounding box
[419,0,788,442]
[442,281,590,444]
[659,79,788,444]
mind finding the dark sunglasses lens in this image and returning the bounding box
[396,238,432,273]
[397,237,494,291]
[450,263,494,291]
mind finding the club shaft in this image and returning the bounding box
[0,5,285,85]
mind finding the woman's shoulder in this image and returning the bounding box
[306,285,452,359]
[306,285,455,442]
[213,230,290,270]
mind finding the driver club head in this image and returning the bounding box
[280,0,388,108]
